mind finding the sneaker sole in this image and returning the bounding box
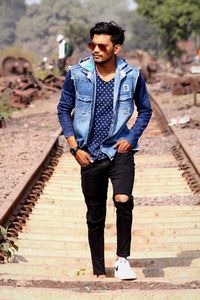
[114,270,137,280]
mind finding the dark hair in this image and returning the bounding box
[90,21,125,45]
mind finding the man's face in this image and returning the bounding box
[88,34,121,64]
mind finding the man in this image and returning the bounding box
[56,34,73,75]
[57,21,152,280]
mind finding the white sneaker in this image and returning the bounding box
[114,258,137,280]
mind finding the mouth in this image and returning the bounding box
[93,54,102,59]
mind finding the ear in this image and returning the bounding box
[114,44,122,54]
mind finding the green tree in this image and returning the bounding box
[135,0,200,62]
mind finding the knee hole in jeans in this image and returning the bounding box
[114,194,129,203]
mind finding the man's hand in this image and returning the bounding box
[66,136,93,167]
[75,149,94,167]
[114,139,132,153]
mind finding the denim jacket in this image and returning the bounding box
[57,56,152,160]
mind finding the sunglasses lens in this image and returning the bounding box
[88,42,95,51]
[98,44,107,52]
[88,42,107,52]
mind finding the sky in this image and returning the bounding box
[25,0,137,9]
[25,0,41,4]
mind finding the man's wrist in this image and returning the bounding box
[70,146,80,156]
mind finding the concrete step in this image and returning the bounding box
[10,255,200,268]
[24,219,200,229]
[8,248,200,259]
[34,203,200,213]
[27,213,200,224]
[1,263,200,280]
[15,238,200,252]
[22,226,200,237]
[18,232,200,243]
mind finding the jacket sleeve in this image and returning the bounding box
[125,73,152,148]
[57,70,76,138]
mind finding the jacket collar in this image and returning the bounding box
[79,55,131,74]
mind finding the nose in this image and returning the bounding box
[93,45,100,52]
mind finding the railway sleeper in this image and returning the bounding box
[7,228,19,237]
[9,222,23,231]
[13,216,27,225]
[171,146,200,195]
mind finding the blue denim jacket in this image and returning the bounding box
[57,56,152,160]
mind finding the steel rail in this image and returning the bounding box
[0,128,62,225]
[149,92,200,180]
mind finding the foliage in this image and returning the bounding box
[0,225,19,262]
[136,0,200,62]
[126,10,162,55]
[0,0,26,48]
[75,268,86,276]
[16,0,85,56]
[0,0,171,61]
[82,0,131,26]
[16,0,133,57]
[0,92,15,119]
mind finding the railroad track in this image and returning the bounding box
[0,95,200,299]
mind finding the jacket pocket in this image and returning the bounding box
[76,95,92,114]
[118,92,132,115]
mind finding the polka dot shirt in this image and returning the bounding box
[87,73,114,160]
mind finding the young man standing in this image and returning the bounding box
[56,34,73,76]
[57,21,152,280]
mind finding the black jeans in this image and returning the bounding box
[81,152,135,275]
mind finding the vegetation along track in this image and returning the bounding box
[0,94,200,300]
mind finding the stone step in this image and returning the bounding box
[9,247,200,259]
[16,238,200,253]
[1,263,200,280]
[32,202,200,212]
[18,232,200,243]
[24,219,200,229]
[20,232,200,244]
[27,213,200,223]
[31,205,200,217]
[10,255,200,268]
[32,206,200,218]
[22,226,200,237]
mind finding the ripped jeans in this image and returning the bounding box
[81,152,135,275]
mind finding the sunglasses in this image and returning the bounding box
[88,42,109,52]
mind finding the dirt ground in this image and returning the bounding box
[150,87,200,166]
[0,85,200,207]
[0,278,200,292]
[0,91,60,207]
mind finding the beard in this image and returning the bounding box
[92,52,115,65]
